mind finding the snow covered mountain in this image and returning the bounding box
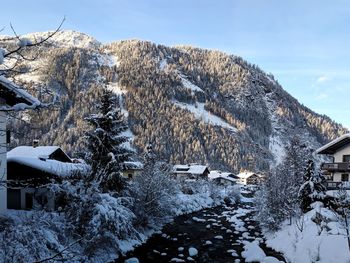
[2,30,347,173]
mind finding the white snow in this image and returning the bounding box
[269,134,285,165]
[124,258,139,263]
[159,58,167,70]
[0,76,41,110]
[188,247,198,257]
[24,30,101,49]
[0,48,5,64]
[7,146,88,177]
[241,241,266,262]
[264,93,285,166]
[265,203,350,263]
[172,100,237,131]
[179,74,204,93]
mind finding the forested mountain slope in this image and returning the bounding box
[3,30,347,173]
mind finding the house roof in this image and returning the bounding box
[7,146,87,177]
[173,164,209,175]
[0,76,40,110]
[236,172,260,179]
[316,133,350,155]
[123,161,143,170]
[8,146,70,161]
[208,170,237,182]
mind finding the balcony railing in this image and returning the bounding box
[325,181,350,190]
[321,162,350,172]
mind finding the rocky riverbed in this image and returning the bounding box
[119,193,285,263]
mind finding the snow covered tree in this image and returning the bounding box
[332,187,350,251]
[256,137,311,229]
[130,144,177,226]
[84,87,132,192]
[298,159,327,212]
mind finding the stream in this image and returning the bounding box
[119,193,285,263]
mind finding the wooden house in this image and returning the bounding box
[0,76,41,213]
[6,145,88,210]
[317,133,350,189]
[121,161,143,179]
[173,164,210,180]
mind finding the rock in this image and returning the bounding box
[214,235,224,239]
[170,258,185,263]
[124,258,139,263]
[262,257,283,263]
[188,247,198,257]
[178,247,184,252]
[187,257,195,261]
[161,253,167,256]
[204,240,213,245]
[226,229,233,233]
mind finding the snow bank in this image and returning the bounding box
[265,203,350,263]
[242,241,266,262]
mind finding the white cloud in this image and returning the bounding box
[316,75,329,83]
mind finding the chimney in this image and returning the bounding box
[33,139,39,148]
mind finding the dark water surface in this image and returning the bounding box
[118,197,285,263]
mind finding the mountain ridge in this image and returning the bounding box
[1,30,347,173]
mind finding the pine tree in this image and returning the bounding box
[299,159,326,212]
[84,87,132,192]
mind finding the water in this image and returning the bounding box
[119,196,285,263]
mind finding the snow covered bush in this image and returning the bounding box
[130,159,177,226]
[0,211,73,262]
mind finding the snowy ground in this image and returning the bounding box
[264,202,350,263]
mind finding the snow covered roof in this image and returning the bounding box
[123,161,143,170]
[316,133,350,155]
[236,172,261,179]
[8,146,63,159]
[208,170,235,180]
[7,146,87,177]
[208,170,237,182]
[173,164,209,175]
[0,76,41,110]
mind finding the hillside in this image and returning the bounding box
[2,30,347,173]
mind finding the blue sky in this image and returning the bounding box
[1,0,349,128]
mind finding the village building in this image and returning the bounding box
[6,145,88,210]
[316,133,350,189]
[121,161,143,179]
[236,171,263,185]
[0,76,41,213]
[208,170,238,186]
[172,164,210,180]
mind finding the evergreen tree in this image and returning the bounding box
[256,137,311,229]
[84,87,132,192]
[299,159,327,212]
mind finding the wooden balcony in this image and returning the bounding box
[321,162,350,172]
[325,181,350,190]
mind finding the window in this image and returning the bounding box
[341,174,349,182]
[343,155,350,163]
